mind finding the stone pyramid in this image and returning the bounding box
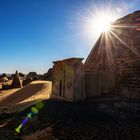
[84,33,118,97]
[11,70,22,88]
[84,11,140,98]
[85,33,118,72]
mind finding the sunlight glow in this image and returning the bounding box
[81,10,120,41]
[71,0,140,65]
[93,13,112,33]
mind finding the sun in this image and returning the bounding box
[91,12,116,35]
[93,14,112,33]
[84,11,118,38]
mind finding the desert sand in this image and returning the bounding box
[0,80,52,113]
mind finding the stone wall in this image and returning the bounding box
[112,11,140,97]
[52,58,85,101]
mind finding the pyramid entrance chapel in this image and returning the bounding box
[52,11,140,101]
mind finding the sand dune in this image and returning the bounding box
[0,81,52,112]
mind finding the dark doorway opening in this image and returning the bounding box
[59,80,62,96]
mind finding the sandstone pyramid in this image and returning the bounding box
[84,10,140,98]
[11,70,22,88]
[26,72,38,80]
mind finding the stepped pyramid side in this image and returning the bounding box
[84,33,118,97]
[84,10,140,98]
[111,10,140,98]
[85,34,118,72]
[11,70,22,88]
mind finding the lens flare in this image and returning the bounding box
[35,101,44,109]
[15,101,44,134]
[31,107,39,114]
[15,113,32,133]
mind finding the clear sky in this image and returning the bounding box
[0,0,140,74]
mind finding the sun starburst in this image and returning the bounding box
[92,13,113,33]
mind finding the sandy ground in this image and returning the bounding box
[0,81,52,113]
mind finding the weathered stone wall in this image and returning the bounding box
[52,58,85,101]
[85,71,117,97]
[112,11,140,97]
[63,62,75,100]
[52,61,65,97]
[74,62,85,100]
[84,34,118,97]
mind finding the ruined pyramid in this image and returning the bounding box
[11,70,22,88]
[84,11,140,98]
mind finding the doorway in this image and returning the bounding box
[59,80,62,96]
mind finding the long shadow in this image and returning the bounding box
[1,98,140,139]
[0,83,49,107]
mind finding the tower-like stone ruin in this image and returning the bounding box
[52,58,85,101]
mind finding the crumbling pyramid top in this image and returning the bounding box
[11,70,22,88]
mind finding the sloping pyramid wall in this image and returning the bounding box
[84,34,118,97]
[84,11,140,98]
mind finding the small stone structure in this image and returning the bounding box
[52,58,85,101]
[26,72,38,80]
[23,72,38,86]
[11,70,22,88]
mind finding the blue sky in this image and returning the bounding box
[0,0,140,74]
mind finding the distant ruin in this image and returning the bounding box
[26,72,38,80]
[11,70,22,88]
[22,72,38,86]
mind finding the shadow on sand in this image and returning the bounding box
[0,83,49,107]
